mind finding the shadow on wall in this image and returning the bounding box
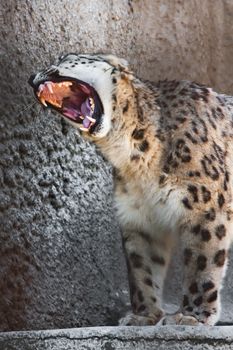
[0,0,233,331]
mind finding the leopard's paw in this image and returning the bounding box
[119,310,164,326]
[158,313,201,326]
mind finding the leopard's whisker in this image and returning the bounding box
[15,100,37,119]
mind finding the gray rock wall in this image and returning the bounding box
[0,0,233,331]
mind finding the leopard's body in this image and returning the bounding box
[31,54,233,326]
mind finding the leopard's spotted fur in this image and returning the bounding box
[31,54,233,326]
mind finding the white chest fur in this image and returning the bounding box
[114,180,186,235]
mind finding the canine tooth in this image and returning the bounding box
[40,98,47,107]
[86,116,95,123]
[37,86,44,98]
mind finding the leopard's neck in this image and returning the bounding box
[95,78,162,179]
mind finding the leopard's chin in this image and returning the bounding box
[33,77,104,134]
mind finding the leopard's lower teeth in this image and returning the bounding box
[86,116,95,123]
[89,97,94,111]
[80,127,89,132]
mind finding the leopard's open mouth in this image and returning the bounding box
[33,77,103,133]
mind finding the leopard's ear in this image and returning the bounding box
[99,54,130,72]
[99,54,134,80]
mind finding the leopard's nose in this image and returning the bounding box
[28,73,36,87]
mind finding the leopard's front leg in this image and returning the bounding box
[119,228,172,326]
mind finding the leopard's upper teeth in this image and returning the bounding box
[40,97,47,107]
[64,82,72,87]
[46,82,53,93]
[38,84,44,93]
[58,82,72,87]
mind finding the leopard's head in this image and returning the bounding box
[29,53,132,138]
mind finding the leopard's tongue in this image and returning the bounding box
[63,107,79,120]
[63,97,94,128]
[81,98,92,128]
[83,116,92,128]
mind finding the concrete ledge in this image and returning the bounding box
[1,326,233,350]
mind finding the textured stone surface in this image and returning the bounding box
[1,0,233,332]
[1,326,233,350]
